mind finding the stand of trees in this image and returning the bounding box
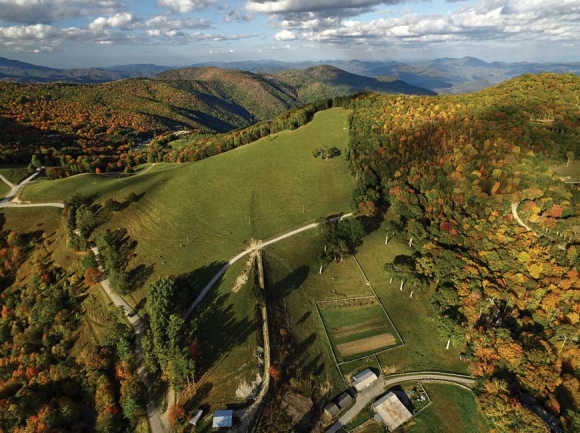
[346,73,580,432]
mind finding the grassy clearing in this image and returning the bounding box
[400,383,489,433]
[72,285,129,357]
[21,108,354,305]
[264,230,373,395]
[319,301,399,362]
[0,165,30,184]
[183,258,258,410]
[552,161,580,181]
[353,420,385,433]
[0,181,10,198]
[355,230,468,375]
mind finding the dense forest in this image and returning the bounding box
[345,73,580,432]
[0,217,146,431]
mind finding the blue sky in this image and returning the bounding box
[0,0,579,68]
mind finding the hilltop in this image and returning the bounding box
[273,65,436,101]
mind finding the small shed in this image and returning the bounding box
[352,369,378,392]
[324,402,340,418]
[459,353,470,362]
[372,392,412,431]
[189,409,203,426]
[336,392,354,409]
[212,410,233,429]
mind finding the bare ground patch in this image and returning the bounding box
[332,319,385,339]
[337,334,395,357]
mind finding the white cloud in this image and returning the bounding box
[89,13,136,31]
[269,0,580,48]
[274,29,296,40]
[145,15,212,30]
[246,0,403,14]
[0,0,125,25]
[155,0,215,14]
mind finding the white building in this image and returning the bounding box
[352,368,378,392]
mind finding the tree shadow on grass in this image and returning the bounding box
[192,286,256,380]
[266,264,310,301]
[174,261,255,382]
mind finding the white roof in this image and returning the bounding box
[372,392,412,431]
[353,369,378,384]
[212,410,233,428]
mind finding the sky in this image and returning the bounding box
[0,0,579,68]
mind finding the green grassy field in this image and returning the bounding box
[0,181,9,198]
[319,300,400,363]
[20,108,354,306]
[355,230,469,375]
[401,383,489,433]
[264,229,375,395]
[552,161,580,182]
[186,258,259,408]
[0,165,30,184]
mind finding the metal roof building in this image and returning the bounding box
[352,368,378,392]
[336,392,354,409]
[372,392,412,431]
[212,410,233,428]
[324,402,340,418]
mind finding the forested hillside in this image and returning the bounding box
[0,65,428,174]
[345,73,580,432]
[274,65,435,101]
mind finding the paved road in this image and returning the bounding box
[326,373,476,433]
[0,169,41,203]
[183,213,353,320]
[91,247,168,433]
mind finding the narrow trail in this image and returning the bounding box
[511,202,539,237]
[90,247,168,433]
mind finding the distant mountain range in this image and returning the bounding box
[193,57,580,94]
[1,55,580,94]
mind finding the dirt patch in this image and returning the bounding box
[232,243,261,293]
[318,296,377,309]
[337,333,395,357]
[280,391,313,425]
[332,319,384,339]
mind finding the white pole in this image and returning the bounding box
[410,291,414,298]
[400,280,404,291]
[446,339,450,350]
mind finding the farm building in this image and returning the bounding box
[336,391,354,409]
[372,392,412,431]
[324,402,340,418]
[352,368,378,392]
[212,410,233,429]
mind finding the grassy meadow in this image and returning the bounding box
[401,383,489,433]
[0,181,10,198]
[355,230,469,375]
[0,165,30,184]
[264,229,375,395]
[20,108,354,306]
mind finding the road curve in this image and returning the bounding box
[183,212,353,320]
[326,373,476,433]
